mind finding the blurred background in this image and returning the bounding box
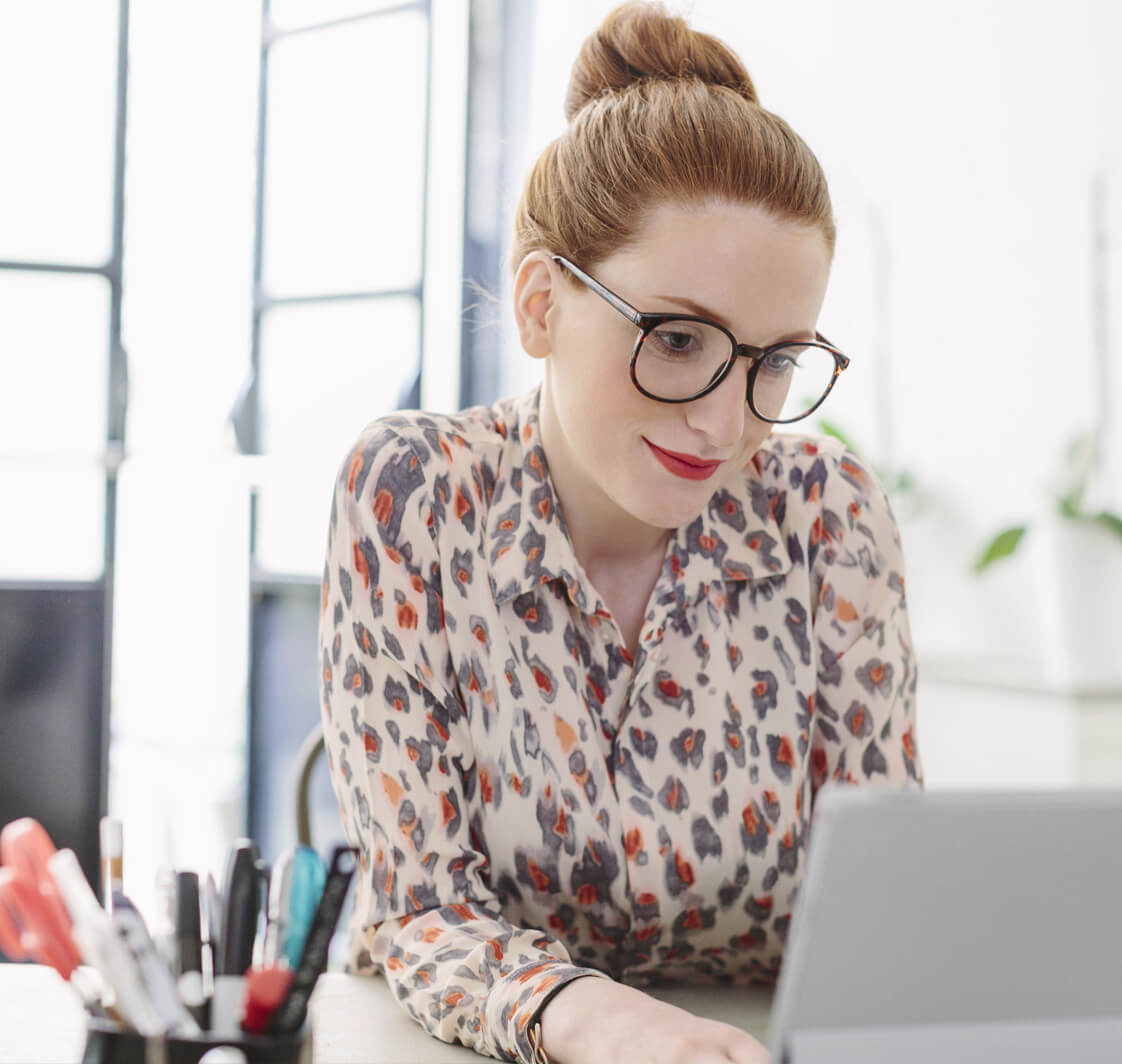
[1,0,1121,925]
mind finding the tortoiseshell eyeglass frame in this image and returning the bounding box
[552,254,850,424]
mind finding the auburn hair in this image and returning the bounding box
[511,2,835,274]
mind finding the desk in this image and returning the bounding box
[0,963,774,1063]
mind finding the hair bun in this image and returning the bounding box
[564,2,758,121]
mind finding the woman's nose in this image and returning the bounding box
[683,359,750,448]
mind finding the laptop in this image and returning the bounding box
[768,786,1122,1063]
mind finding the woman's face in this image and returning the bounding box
[524,199,832,545]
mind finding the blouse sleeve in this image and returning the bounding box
[808,444,924,801]
[317,423,610,1063]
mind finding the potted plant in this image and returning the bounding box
[973,431,1122,691]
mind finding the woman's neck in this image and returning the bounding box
[536,383,672,576]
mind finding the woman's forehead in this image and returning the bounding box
[629,200,827,267]
[599,200,831,331]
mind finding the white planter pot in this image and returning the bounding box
[1030,516,1122,692]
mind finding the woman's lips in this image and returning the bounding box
[644,438,722,481]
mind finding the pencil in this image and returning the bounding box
[99,816,123,911]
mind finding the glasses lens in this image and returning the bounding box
[635,319,735,400]
[750,343,837,422]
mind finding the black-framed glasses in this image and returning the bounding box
[552,255,850,424]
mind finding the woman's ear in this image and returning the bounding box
[513,252,559,360]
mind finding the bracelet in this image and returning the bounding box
[529,1019,551,1064]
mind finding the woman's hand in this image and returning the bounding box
[539,976,770,1063]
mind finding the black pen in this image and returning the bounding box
[217,839,264,976]
[265,846,357,1035]
[174,871,209,1028]
[202,870,220,989]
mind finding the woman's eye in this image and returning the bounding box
[762,351,796,373]
[653,329,695,353]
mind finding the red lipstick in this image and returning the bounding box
[644,439,722,481]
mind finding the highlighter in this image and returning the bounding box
[282,846,326,970]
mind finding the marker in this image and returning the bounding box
[0,865,107,1017]
[266,846,356,1035]
[217,840,264,976]
[174,871,208,1028]
[99,817,123,912]
[282,846,326,970]
[240,964,294,1034]
[49,848,166,1035]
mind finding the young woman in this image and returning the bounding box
[318,4,923,1062]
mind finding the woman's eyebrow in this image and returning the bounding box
[651,293,729,326]
[651,293,815,344]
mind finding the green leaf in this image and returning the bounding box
[1055,431,1098,513]
[1057,495,1081,520]
[815,419,860,454]
[1093,510,1122,544]
[894,470,916,494]
[974,526,1028,573]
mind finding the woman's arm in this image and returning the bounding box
[538,976,770,1064]
[319,423,610,1062]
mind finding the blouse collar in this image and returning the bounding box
[483,386,794,617]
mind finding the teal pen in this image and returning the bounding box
[282,846,326,969]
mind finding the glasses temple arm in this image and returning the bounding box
[551,255,643,326]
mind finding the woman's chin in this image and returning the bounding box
[624,493,708,533]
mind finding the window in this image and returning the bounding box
[0,0,478,923]
[0,0,125,906]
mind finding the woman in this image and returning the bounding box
[318,4,923,1062]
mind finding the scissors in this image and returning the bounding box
[0,818,106,1013]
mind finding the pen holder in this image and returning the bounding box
[81,1022,312,1064]
[81,977,313,1064]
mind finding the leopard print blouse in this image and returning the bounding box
[318,384,923,1062]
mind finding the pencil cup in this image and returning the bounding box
[81,1020,312,1064]
[81,976,312,1064]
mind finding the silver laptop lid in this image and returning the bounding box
[768,787,1122,1062]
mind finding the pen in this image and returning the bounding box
[99,817,123,912]
[174,871,209,1029]
[217,839,263,976]
[261,849,294,967]
[282,845,326,971]
[266,845,357,1035]
[49,848,166,1035]
[111,892,202,1035]
[151,866,177,973]
[201,871,219,1010]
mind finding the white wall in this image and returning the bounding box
[498,0,1122,676]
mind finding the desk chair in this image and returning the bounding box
[294,724,326,849]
